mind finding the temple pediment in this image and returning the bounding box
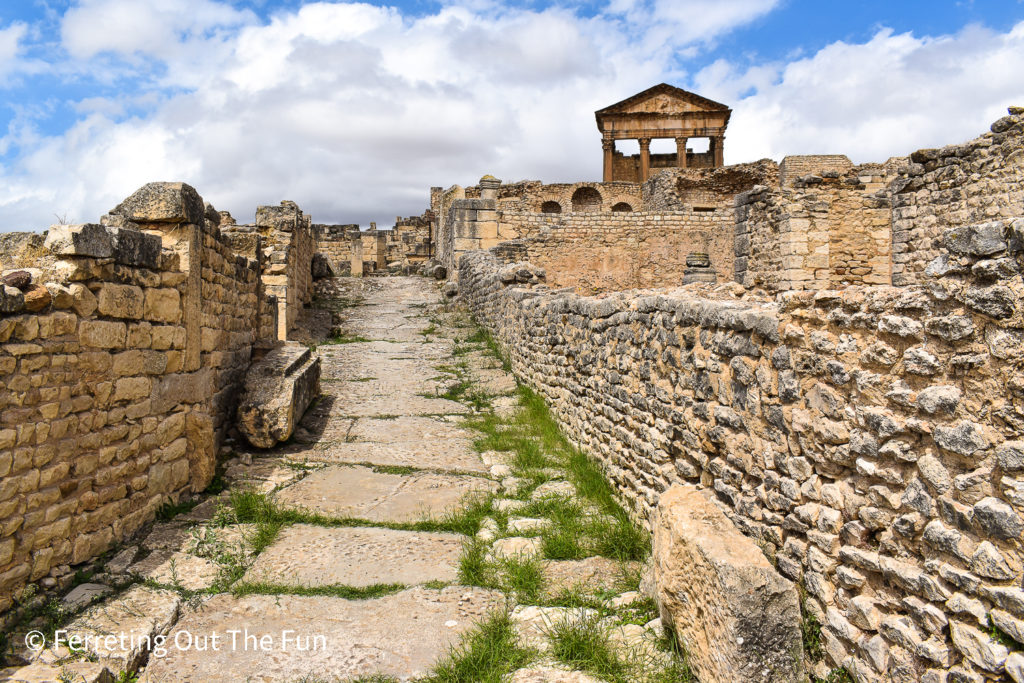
[596,84,730,117]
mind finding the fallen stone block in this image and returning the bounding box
[652,484,804,683]
[237,342,321,448]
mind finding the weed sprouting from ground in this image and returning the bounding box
[426,609,537,683]
[231,582,405,600]
[546,613,630,683]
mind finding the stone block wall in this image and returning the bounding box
[736,165,897,292]
[891,108,1024,286]
[222,200,314,340]
[780,155,854,187]
[458,216,1024,682]
[492,210,734,293]
[0,183,274,614]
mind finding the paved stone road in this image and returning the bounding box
[144,277,505,681]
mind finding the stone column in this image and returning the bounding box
[713,135,725,167]
[639,138,651,182]
[376,232,387,270]
[602,138,615,182]
[676,137,688,169]
[351,236,363,278]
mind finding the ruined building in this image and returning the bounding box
[596,83,731,182]
[1,81,1024,683]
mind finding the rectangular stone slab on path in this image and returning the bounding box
[242,525,464,586]
[140,587,503,682]
[307,440,489,473]
[274,465,496,522]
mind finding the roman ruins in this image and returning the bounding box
[0,85,1022,683]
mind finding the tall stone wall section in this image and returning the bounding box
[493,210,734,292]
[736,165,897,292]
[892,108,1024,286]
[221,201,314,340]
[0,183,276,614]
[458,216,1024,682]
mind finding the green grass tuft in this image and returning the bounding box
[426,609,537,683]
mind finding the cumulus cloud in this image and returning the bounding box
[0,22,27,82]
[700,22,1024,163]
[0,2,1023,232]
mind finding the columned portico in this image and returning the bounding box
[595,84,731,183]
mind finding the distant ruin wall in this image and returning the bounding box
[780,155,854,187]
[492,210,734,292]
[0,183,279,613]
[643,161,779,212]
[459,217,1024,682]
[891,109,1024,286]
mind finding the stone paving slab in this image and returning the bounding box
[140,587,503,682]
[242,525,464,587]
[348,415,472,443]
[324,394,469,417]
[302,441,490,473]
[274,465,496,522]
[65,586,181,671]
[128,550,221,591]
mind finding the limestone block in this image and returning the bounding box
[111,181,205,225]
[652,484,803,683]
[45,223,162,268]
[98,283,144,319]
[238,342,321,448]
[144,288,181,323]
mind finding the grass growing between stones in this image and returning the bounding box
[425,609,538,683]
[231,582,406,600]
[222,488,496,548]
[321,333,375,345]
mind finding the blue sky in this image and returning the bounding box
[1,0,1023,230]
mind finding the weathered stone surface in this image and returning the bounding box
[111,181,206,225]
[243,524,463,586]
[64,585,180,670]
[128,549,220,590]
[652,484,803,682]
[141,587,502,682]
[0,270,32,289]
[44,223,162,267]
[238,342,321,448]
[0,662,113,683]
[273,465,496,523]
[62,582,113,610]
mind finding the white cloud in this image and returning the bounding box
[61,0,255,61]
[0,22,27,82]
[1,3,1023,232]
[700,22,1024,163]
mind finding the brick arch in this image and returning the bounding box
[571,186,602,212]
[611,201,634,212]
[540,200,563,214]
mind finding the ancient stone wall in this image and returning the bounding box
[892,109,1024,286]
[459,216,1024,682]
[642,160,778,212]
[221,201,314,340]
[736,165,897,292]
[492,210,733,292]
[0,183,275,613]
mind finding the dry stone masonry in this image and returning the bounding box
[455,108,1024,682]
